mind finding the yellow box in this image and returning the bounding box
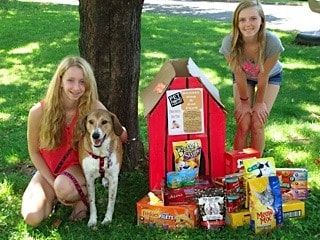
[136,194,198,230]
[283,200,305,219]
[226,209,251,228]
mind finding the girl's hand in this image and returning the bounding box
[252,102,268,124]
[235,101,251,124]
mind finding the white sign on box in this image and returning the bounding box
[166,88,204,135]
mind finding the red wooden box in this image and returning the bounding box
[225,148,260,174]
[141,58,227,190]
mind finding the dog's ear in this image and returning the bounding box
[72,115,88,149]
[110,112,123,136]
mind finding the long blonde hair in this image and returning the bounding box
[229,0,266,72]
[39,56,98,149]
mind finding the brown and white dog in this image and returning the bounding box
[78,109,123,227]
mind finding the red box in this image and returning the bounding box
[163,177,214,205]
[225,148,260,174]
[136,194,198,230]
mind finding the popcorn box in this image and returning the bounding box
[225,148,260,174]
[137,194,198,230]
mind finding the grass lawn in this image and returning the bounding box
[0,0,319,239]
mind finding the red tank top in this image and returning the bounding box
[39,103,79,176]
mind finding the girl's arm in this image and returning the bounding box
[253,53,280,123]
[255,53,280,104]
[27,103,55,187]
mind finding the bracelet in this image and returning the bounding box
[240,96,249,101]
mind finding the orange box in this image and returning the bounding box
[137,194,198,230]
[225,148,260,174]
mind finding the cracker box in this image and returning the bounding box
[137,194,198,230]
[225,148,260,174]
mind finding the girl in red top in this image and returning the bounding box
[21,56,127,227]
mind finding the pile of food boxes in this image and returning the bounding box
[137,58,308,233]
[137,147,308,232]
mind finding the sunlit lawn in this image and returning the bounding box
[0,0,319,239]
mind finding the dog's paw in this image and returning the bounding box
[102,177,109,187]
[87,218,97,228]
[101,217,112,225]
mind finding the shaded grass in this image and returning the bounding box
[0,0,319,239]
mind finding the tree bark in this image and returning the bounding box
[79,0,145,170]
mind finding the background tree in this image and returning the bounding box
[78,0,145,170]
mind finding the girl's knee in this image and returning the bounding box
[251,113,265,133]
[54,174,86,203]
[54,175,73,201]
[22,210,44,227]
[236,119,251,134]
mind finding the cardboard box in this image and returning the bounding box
[225,148,260,174]
[163,177,214,206]
[136,194,198,230]
[226,209,251,228]
[141,58,227,190]
[282,200,305,219]
[276,168,308,201]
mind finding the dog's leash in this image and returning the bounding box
[61,171,90,209]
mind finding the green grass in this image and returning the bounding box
[1,0,320,239]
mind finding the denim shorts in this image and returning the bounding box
[232,71,283,86]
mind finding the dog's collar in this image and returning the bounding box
[87,151,112,178]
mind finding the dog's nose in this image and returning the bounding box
[92,132,100,139]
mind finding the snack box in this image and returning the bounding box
[226,200,305,228]
[225,148,260,174]
[137,194,198,230]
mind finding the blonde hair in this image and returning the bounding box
[229,0,266,72]
[39,56,98,149]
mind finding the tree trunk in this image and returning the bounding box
[78,0,145,170]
